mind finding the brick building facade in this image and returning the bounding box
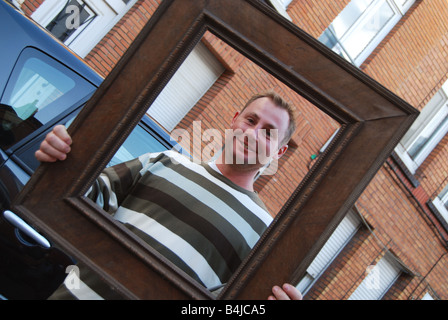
[17,0,448,299]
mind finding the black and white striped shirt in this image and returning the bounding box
[89,150,273,289]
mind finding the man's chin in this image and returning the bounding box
[233,150,257,165]
[229,154,264,170]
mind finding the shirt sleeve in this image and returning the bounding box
[86,155,146,214]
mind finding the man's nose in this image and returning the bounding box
[245,128,259,140]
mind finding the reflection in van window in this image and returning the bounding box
[0,48,95,150]
[8,58,75,120]
[107,124,168,167]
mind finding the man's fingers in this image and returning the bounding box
[45,132,71,153]
[268,284,303,300]
[53,124,72,145]
[36,138,70,161]
[35,149,58,162]
[270,285,291,300]
[34,125,72,163]
[282,283,302,300]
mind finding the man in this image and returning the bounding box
[36,91,302,300]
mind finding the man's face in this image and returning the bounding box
[226,97,290,169]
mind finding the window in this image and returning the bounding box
[0,48,95,150]
[421,292,435,300]
[319,0,415,66]
[296,209,361,294]
[432,184,448,225]
[58,111,176,169]
[395,81,448,173]
[268,0,293,21]
[45,0,97,44]
[7,58,75,120]
[107,119,174,167]
[348,253,402,300]
[32,0,138,57]
[147,42,225,132]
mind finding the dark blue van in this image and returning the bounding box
[0,0,177,299]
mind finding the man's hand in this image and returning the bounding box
[268,283,302,300]
[35,124,72,162]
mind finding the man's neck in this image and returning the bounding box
[215,154,259,192]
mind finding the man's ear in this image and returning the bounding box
[231,111,240,126]
[275,144,288,159]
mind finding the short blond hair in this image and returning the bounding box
[242,91,296,145]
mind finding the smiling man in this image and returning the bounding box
[36,91,301,300]
[217,92,293,191]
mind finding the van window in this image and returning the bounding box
[8,58,75,120]
[0,47,95,150]
[107,123,169,167]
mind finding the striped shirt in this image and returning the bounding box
[87,150,273,290]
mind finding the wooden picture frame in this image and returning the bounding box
[12,0,418,299]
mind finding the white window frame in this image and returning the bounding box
[147,41,225,132]
[296,209,361,294]
[395,81,448,174]
[432,185,448,225]
[348,252,402,300]
[421,292,435,300]
[268,0,293,21]
[320,0,415,67]
[31,0,138,58]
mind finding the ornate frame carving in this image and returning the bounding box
[13,0,418,299]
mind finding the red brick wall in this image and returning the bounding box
[287,0,350,38]
[83,0,162,77]
[361,0,448,109]
[20,0,44,16]
[418,135,448,198]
